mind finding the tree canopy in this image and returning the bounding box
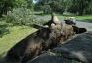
[0,0,92,16]
[0,0,33,16]
[35,0,92,15]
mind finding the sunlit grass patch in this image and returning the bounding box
[0,26,37,57]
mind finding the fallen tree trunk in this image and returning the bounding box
[27,32,92,63]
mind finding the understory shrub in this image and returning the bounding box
[4,8,35,26]
[3,7,48,26]
[0,24,9,37]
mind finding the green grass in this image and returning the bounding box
[0,25,37,58]
[75,15,92,20]
[57,15,92,22]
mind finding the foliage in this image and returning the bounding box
[35,0,92,15]
[12,0,28,8]
[0,23,9,37]
[34,4,42,11]
[42,5,52,14]
[0,0,14,16]
[49,1,64,14]
[0,0,33,17]
[84,1,92,14]
[3,8,36,26]
[67,0,92,15]
[27,0,34,9]
[3,8,49,26]
[35,0,65,14]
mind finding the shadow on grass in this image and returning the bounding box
[34,13,44,16]
[0,24,10,38]
[0,52,7,63]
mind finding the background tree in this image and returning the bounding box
[0,0,34,17]
[68,0,92,15]
[35,0,92,15]
[0,0,15,16]
[35,0,65,14]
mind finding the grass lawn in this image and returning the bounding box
[57,15,92,23]
[0,25,37,58]
[75,15,92,20]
